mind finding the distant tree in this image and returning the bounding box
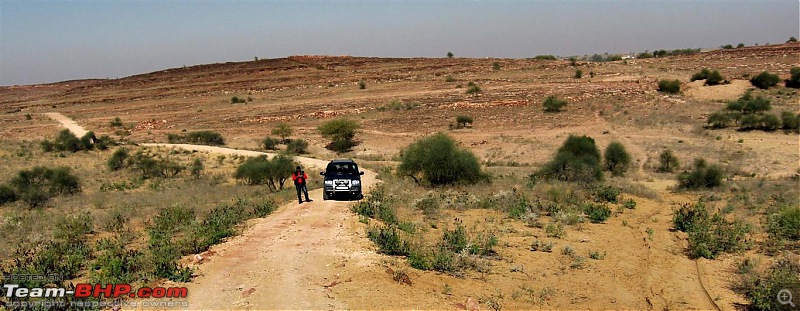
[569,57,578,66]
[543,95,568,112]
[785,67,800,88]
[788,36,798,43]
[455,115,473,129]
[262,137,279,150]
[286,139,309,154]
[781,111,799,130]
[705,70,725,86]
[318,119,360,153]
[447,52,454,58]
[465,82,481,95]
[657,150,680,173]
[190,158,204,178]
[657,80,681,94]
[721,44,734,49]
[398,133,484,185]
[736,43,745,48]
[750,71,780,89]
[677,158,724,189]
[492,62,501,70]
[271,123,293,143]
[690,68,711,81]
[537,135,603,183]
[604,142,631,177]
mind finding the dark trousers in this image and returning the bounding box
[295,183,310,202]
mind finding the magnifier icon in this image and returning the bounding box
[778,289,795,307]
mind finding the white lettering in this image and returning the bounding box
[45,287,66,297]
[29,288,42,298]
[3,284,19,297]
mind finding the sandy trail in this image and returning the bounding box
[43,112,88,137]
[45,112,377,309]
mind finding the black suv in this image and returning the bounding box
[320,159,364,200]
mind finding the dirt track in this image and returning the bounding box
[45,112,378,309]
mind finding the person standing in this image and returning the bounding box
[292,166,312,204]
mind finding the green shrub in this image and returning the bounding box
[786,67,800,88]
[690,68,711,81]
[707,112,733,129]
[535,55,558,60]
[40,140,54,152]
[604,142,631,176]
[358,80,366,89]
[233,155,295,190]
[189,158,204,178]
[441,224,469,253]
[673,201,710,232]
[705,70,725,85]
[231,96,246,104]
[186,130,225,146]
[445,75,456,82]
[193,202,248,249]
[466,83,481,95]
[0,184,17,205]
[110,117,123,127]
[760,113,781,131]
[530,239,554,252]
[53,129,81,152]
[262,137,279,150]
[623,198,637,209]
[594,185,620,203]
[543,95,567,113]
[107,148,130,171]
[657,150,679,173]
[574,69,583,79]
[545,222,566,238]
[286,139,309,154]
[738,114,762,131]
[766,206,800,241]
[492,62,501,70]
[740,256,800,311]
[91,237,144,284]
[657,79,681,94]
[749,71,780,89]
[252,200,278,218]
[742,96,772,114]
[447,52,454,58]
[455,115,473,128]
[94,135,115,150]
[318,118,360,153]
[678,158,724,189]
[780,111,799,130]
[80,131,96,150]
[351,185,396,224]
[416,195,441,219]
[538,135,602,183]
[569,57,578,66]
[584,203,611,223]
[10,166,81,207]
[397,132,485,185]
[367,225,409,256]
[271,123,293,143]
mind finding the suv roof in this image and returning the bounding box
[329,159,356,164]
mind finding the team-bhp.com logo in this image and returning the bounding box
[4,283,188,299]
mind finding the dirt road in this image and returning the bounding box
[45,112,378,309]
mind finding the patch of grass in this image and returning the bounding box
[588,250,606,260]
[738,255,800,311]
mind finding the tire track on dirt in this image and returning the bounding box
[45,112,379,310]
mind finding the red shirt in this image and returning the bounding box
[292,171,307,185]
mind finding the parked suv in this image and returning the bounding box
[320,159,364,200]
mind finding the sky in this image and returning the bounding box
[1,0,798,86]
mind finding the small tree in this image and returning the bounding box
[231,96,246,104]
[262,137,279,150]
[271,123,293,143]
[785,67,800,88]
[465,82,481,95]
[455,115,473,129]
[690,68,711,81]
[761,113,781,131]
[190,158,204,178]
[705,70,725,86]
[678,158,724,189]
[447,52,454,58]
[750,71,780,89]
[11,166,81,207]
[286,139,309,154]
[736,43,745,48]
[604,142,631,177]
[110,117,123,127]
[657,149,680,173]
[707,112,733,129]
[107,148,130,171]
[358,80,366,89]
[543,95,567,112]
[569,57,577,66]
[788,36,798,43]
[780,111,799,130]
[318,118,360,153]
[537,135,602,183]
[54,129,81,152]
[657,79,681,94]
[398,133,484,185]
[492,62,501,70]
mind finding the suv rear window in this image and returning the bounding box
[326,163,359,175]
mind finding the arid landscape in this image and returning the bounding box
[0,42,798,310]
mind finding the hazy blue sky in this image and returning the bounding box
[1,0,797,86]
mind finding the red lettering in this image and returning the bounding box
[138,287,151,298]
[94,284,113,298]
[151,287,166,298]
[74,284,92,298]
[112,284,131,298]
